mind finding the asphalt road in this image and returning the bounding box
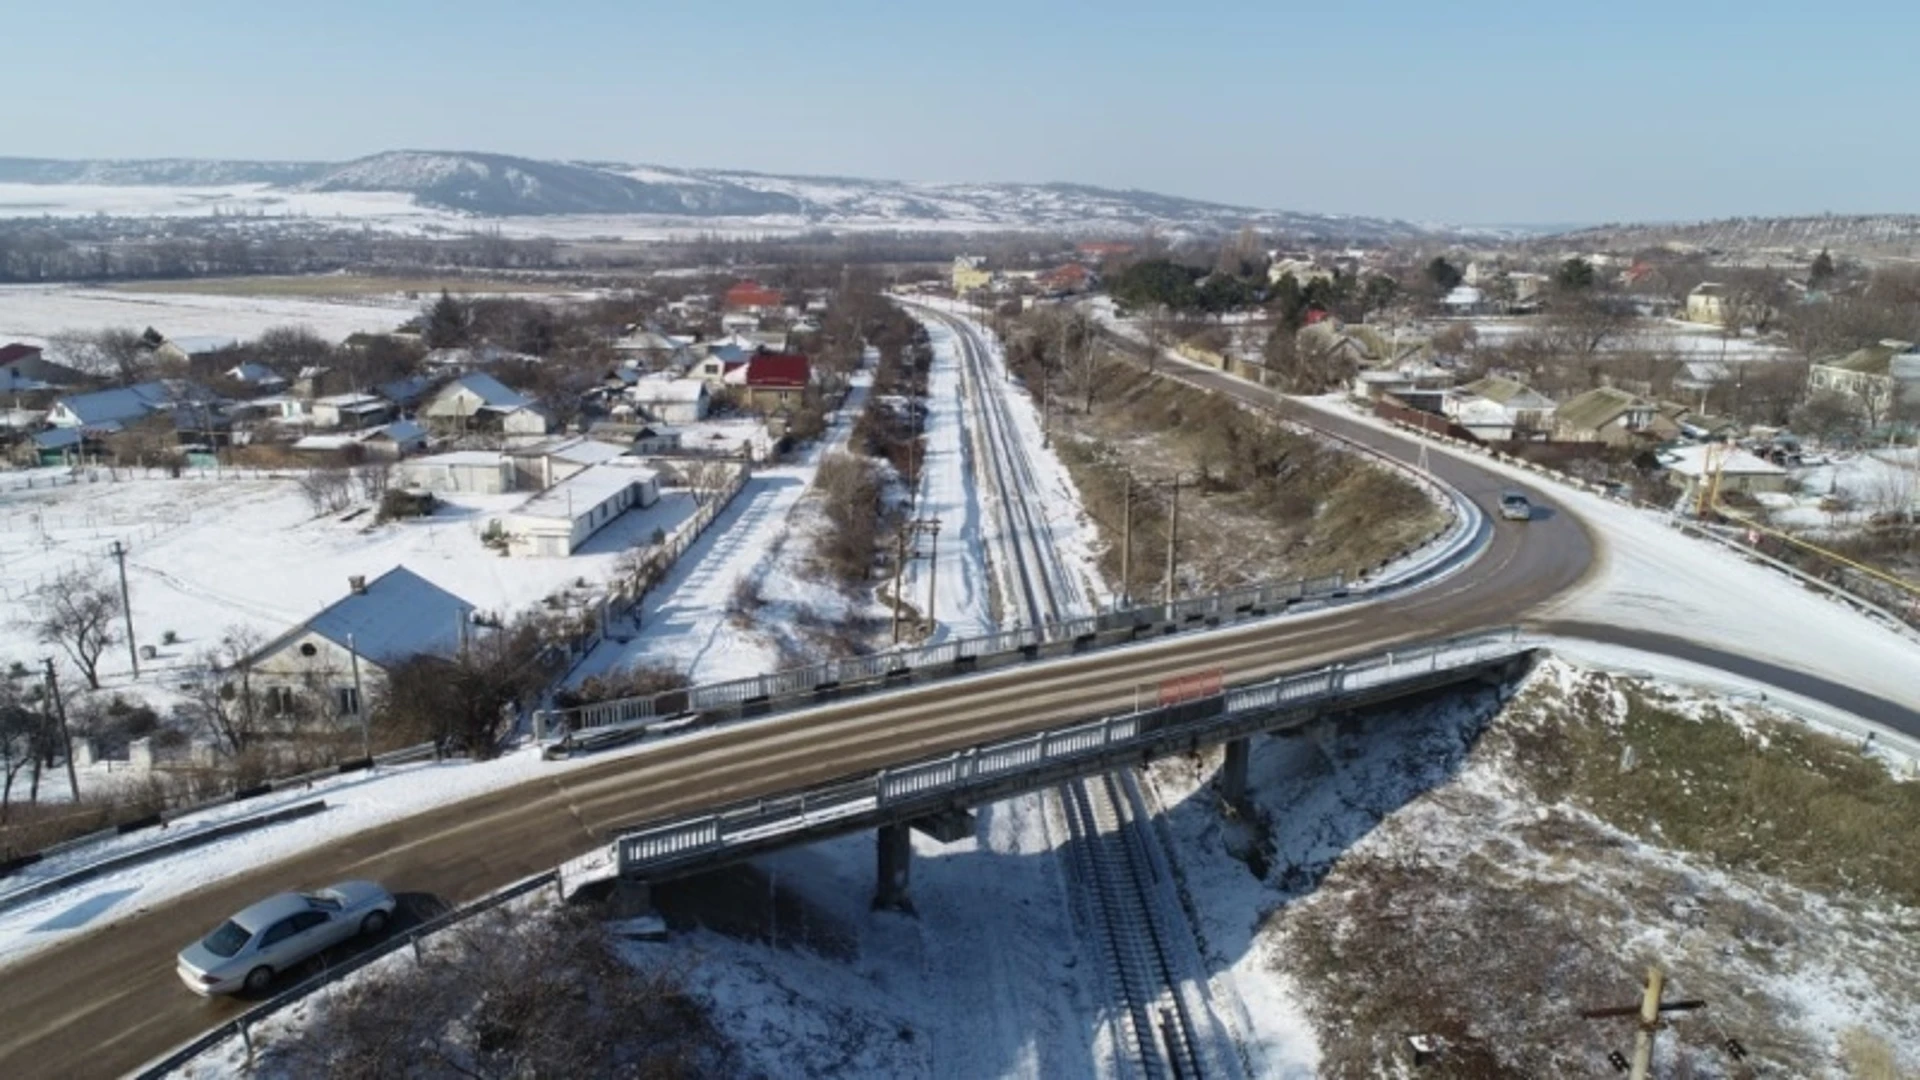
[0,324,1903,1079]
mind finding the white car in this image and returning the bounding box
[176,881,397,995]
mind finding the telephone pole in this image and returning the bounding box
[109,539,138,679]
[890,518,944,644]
[1163,474,1181,606]
[1580,966,1708,1080]
[1119,471,1134,610]
[43,659,79,800]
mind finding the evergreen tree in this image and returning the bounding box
[1809,249,1836,289]
[423,290,470,349]
[1426,257,1463,292]
[1555,257,1597,290]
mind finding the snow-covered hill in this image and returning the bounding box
[0,150,1445,239]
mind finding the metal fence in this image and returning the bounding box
[558,570,1348,738]
[131,869,562,1080]
[615,627,1526,880]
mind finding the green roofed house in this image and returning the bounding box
[1551,386,1680,447]
[1807,339,1920,428]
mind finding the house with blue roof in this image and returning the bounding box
[46,380,219,432]
[246,566,477,720]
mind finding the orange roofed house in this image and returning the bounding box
[723,280,785,314]
[724,351,812,410]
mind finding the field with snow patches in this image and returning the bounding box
[1761,447,1920,531]
[0,283,413,349]
[1467,315,1794,361]
[0,471,698,723]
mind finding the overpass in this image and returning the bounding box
[612,629,1534,909]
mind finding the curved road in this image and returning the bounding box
[2,318,1912,1079]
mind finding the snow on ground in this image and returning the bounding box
[1465,315,1793,360]
[1275,394,1920,719]
[566,377,871,687]
[0,471,698,714]
[0,283,409,349]
[898,317,996,640]
[1763,446,1919,531]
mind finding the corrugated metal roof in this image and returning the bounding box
[302,566,475,665]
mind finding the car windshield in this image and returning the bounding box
[202,920,252,959]
[1502,493,1527,505]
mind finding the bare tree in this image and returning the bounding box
[353,462,392,503]
[49,329,151,383]
[297,467,355,514]
[22,570,120,690]
[0,670,47,819]
[179,628,268,758]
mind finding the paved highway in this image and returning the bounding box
[0,315,1903,1079]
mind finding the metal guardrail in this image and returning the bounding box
[616,628,1526,880]
[132,869,562,1080]
[557,571,1347,737]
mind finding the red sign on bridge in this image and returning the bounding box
[1157,667,1225,707]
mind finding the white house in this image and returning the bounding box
[505,436,628,491]
[1657,444,1790,495]
[246,567,476,719]
[310,393,391,430]
[422,372,549,437]
[502,460,661,557]
[1442,376,1556,441]
[394,450,516,494]
[1440,285,1487,315]
[627,377,710,424]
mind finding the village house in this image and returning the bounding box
[723,280,785,314]
[611,327,696,372]
[246,567,477,720]
[224,362,288,392]
[1037,263,1095,296]
[1442,376,1556,441]
[421,372,549,437]
[1806,339,1920,426]
[293,419,429,459]
[1,343,84,392]
[1685,283,1728,326]
[46,380,219,432]
[1440,285,1488,316]
[1552,387,1680,446]
[144,330,238,368]
[1657,443,1790,496]
[501,459,661,557]
[627,376,710,424]
[725,352,812,411]
[309,392,392,430]
[951,256,992,295]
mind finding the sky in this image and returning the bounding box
[3,0,1915,225]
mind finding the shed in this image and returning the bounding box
[394,450,515,494]
[503,460,661,557]
[627,377,711,424]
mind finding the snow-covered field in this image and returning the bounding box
[1467,315,1793,361]
[0,471,698,714]
[0,283,410,349]
[1763,447,1919,530]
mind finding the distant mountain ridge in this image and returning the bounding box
[0,150,1447,240]
[1548,215,1920,259]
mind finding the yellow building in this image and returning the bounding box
[951,255,991,294]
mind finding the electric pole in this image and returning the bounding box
[43,659,79,800]
[1119,471,1134,610]
[1579,966,1708,1080]
[924,519,941,630]
[109,539,138,679]
[1163,474,1181,606]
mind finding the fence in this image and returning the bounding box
[555,568,1349,736]
[0,464,317,494]
[131,869,563,1080]
[615,627,1528,880]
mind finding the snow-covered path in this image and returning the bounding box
[898,318,996,639]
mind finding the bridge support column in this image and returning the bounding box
[873,822,915,913]
[1220,736,1251,807]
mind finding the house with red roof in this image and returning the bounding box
[723,280,786,314]
[1038,263,1095,296]
[724,351,812,410]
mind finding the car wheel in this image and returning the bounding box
[361,910,390,936]
[244,966,273,994]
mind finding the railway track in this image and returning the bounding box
[933,305,1236,1080]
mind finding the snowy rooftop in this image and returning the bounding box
[514,460,660,521]
[294,566,476,665]
[408,450,509,467]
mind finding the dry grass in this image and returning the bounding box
[1042,352,1443,593]
[106,274,577,298]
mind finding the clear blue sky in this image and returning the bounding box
[5,0,1911,224]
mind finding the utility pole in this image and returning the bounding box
[108,539,138,679]
[1580,966,1708,1080]
[891,524,911,644]
[924,519,941,629]
[1119,471,1134,609]
[1163,474,1181,606]
[43,659,79,800]
[347,633,368,761]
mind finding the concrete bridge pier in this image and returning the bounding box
[873,822,915,913]
[1219,736,1251,806]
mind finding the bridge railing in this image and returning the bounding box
[615,627,1526,879]
[555,570,1348,741]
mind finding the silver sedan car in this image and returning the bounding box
[176,880,397,995]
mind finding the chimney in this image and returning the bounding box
[348,575,367,595]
